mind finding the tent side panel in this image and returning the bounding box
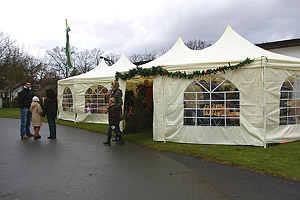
[57,83,75,122]
[119,79,127,130]
[153,76,166,141]
[158,68,264,146]
[266,68,300,143]
[74,82,111,124]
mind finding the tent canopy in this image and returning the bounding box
[139,25,300,147]
[141,25,300,71]
[141,37,193,69]
[59,53,136,84]
[57,53,135,123]
[58,25,300,146]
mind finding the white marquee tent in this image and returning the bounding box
[138,25,300,147]
[58,25,300,147]
[57,53,135,124]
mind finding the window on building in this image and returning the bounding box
[85,85,109,114]
[183,75,240,127]
[62,87,73,112]
[279,75,300,125]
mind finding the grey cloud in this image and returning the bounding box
[68,0,300,57]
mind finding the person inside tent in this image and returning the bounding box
[139,79,150,97]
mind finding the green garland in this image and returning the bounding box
[115,58,253,80]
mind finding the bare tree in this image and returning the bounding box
[159,47,170,56]
[3,48,29,83]
[104,53,120,66]
[91,48,105,66]
[0,33,16,65]
[45,46,107,77]
[129,54,143,63]
[129,51,157,63]
[5,46,29,85]
[46,47,66,78]
[75,49,94,74]
[185,39,213,50]
[0,35,35,106]
[27,56,49,82]
[45,46,77,78]
[0,32,57,106]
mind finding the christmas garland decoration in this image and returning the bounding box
[115,58,253,80]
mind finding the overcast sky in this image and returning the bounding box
[1,0,299,58]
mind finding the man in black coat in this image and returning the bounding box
[103,98,123,145]
[18,81,34,139]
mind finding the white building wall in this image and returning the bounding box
[268,46,300,59]
[11,86,23,100]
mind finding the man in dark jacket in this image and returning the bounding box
[103,98,123,145]
[18,81,34,139]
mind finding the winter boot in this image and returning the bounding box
[34,134,41,139]
[103,141,111,145]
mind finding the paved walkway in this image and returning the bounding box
[0,118,299,200]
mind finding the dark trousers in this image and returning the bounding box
[47,114,56,138]
[106,123,122,142]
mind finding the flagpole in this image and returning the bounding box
[66,19,72,78]
[66,19,68,78]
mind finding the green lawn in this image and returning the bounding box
[1,108,299,181]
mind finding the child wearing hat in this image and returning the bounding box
[30,96,43,139]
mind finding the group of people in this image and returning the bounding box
[103,81,124,145]
[18,80,132,145]
[103,79,154,144]
[18,81,57,140]
[137,79,153,111]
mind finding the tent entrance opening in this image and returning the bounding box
[123,77,153,133]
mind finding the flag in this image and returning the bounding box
[66,19,72,69]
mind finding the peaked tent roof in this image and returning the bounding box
[108,53,136,73]
[74,53,136,79]
[140,37,193,69]
[188,25,300,62]
[58,53,136,84]
[171,26,300,71]
[140,25,300,72]
[74,58,110,79]
[58,58,110,84]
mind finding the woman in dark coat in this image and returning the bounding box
[43,89,58,139]
[110,81,123,107]
[105,81,124,138]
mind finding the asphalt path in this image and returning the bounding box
[0,118,299,200]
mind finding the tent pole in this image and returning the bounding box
[73,86,77,123]
[121,80,126,131]
[262,57,267,148]
[163,76,166,143]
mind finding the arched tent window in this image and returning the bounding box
[183,75,240,127]
[85,85,109,114]
[62,87,73,112]
[279,75,300,125]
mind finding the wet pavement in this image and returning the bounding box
[0,118,299,200]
